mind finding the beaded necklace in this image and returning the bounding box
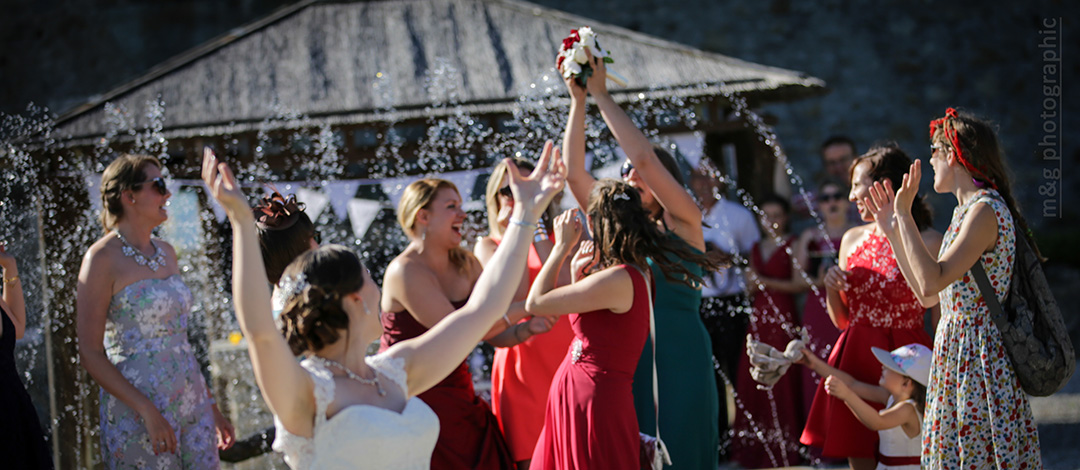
[114,231,167,272]
[310,356,386,396]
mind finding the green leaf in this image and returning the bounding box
[603,57,614,64]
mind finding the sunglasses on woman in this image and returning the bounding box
[620,160,634,178]
[817,192,844,203]
[135,177,168,196]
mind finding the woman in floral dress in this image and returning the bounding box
[864,108,1042,468]
[77,154,233,468]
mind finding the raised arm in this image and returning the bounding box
[202,149,316,436]
[386,143,566,397]
[563,73,595,210]
[585,55,704,250]
[0,245,26,338]
[866,161,996,299]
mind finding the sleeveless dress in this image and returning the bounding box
[801,235,843,415]
[273,354,439,469]
[0,307,53,469]
[379,301,514,469]
[800,231,931,459]
[731,237,804,468]
[531,265,650,470]
[632,248,719,470]
[490,243,575,461]
[876,396,921,470]
[923,190,1041,469]
[99,275,219,469]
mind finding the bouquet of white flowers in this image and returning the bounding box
[556,27,627,88]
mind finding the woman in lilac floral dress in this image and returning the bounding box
[864,109,1042,468]
[77,154,234,469]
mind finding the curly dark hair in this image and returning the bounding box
[277,245,365,355]
[587,179,729,287]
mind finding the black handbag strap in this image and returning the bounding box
[971,260,1012,323]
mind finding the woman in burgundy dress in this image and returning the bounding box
[526,180,723,470]
[380,177,548,469]
[731,194,806,469]
[799,145,941,470]
[794,181,856,414]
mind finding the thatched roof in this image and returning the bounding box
[54,0,825,141]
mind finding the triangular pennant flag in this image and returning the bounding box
[381,175,422,209]
[297,188,330,223]
[322,181,362,221]
[440,170,480,202]
[668,132,705,168]
[348,198,385,239]
[86,173,103,214]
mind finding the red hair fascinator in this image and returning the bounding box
[254,191,306,230]
[928,107,998,190]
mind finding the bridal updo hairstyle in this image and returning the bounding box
[99,154,162,230]
[586,179,729,286]
[254,192,316,284]
[277,245,365,355]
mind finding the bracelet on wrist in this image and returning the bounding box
[509,218,537,229]
[502,313,512,328]
[3,275,19,285]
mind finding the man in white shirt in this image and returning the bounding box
[689,170,760,460]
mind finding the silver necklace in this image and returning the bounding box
[312,356,386,396]
[114,231,167,272]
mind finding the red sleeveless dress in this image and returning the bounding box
[530,265,650,470]
[800,231,932,459]
[379,300,515,469]
[490,243,575,461]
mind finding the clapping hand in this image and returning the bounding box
[552,209,582,249]
[864,159,922,235]
[570,240,597,283]
[201,148,249,219]
[823,265,850,292]
[503,140,567,225]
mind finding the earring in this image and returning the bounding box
[420,227,427,241]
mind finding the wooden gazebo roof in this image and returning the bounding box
[54,0,825,142]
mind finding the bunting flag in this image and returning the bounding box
[297,187,331,223]
[380,175,422,209]
[320,181,361,221]
[668,132,705,168]
[347,198,385,239]
[439,170,481,202]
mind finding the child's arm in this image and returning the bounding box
[798,348,890,404]
[825,376,919,432]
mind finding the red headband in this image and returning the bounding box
[929,108,998,190]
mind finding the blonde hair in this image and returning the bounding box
[484,158,536,239]
[99,154,162,230]
[397,178,470,271]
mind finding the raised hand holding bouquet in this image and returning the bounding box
[557,27,627,87]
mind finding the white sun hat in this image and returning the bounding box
[871,343,932,387]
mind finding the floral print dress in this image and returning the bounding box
[923,190,1042,469]
[99,275,218,469]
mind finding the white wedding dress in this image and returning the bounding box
[273,353,439,469]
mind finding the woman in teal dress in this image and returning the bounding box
[561,51,726,469]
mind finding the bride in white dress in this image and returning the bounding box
[201,143,566,469]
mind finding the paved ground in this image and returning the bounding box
[718,370,1080,470]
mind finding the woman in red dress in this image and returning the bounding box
[380,177,548,469]
[799,145,941,470]
[475,158,574,470]
[731,194,806,469]
[526,180,722,470]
